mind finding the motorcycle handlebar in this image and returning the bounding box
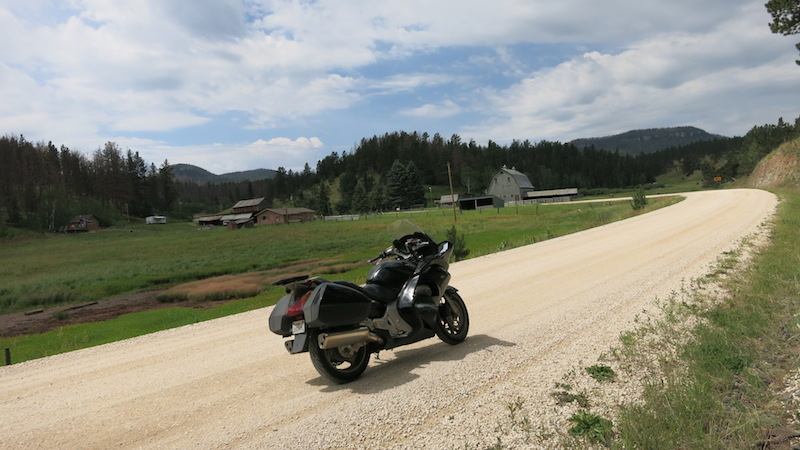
[368,235,438,264]
[367,246,395,263]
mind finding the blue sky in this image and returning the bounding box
[1,0,798,173]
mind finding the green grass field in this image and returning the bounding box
[0,196,678,363]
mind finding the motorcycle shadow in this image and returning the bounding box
[309,334,515,393]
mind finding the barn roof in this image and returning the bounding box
[232,197,266,209]
[260,207,315,216]
[495,166,533,189]
[439,194,459,203]
[524,188,579,198]
[221,213,254,221]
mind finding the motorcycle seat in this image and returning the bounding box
[334,280,397,304]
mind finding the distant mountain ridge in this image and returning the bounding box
[172,163,277,184]
[570,126,727,155]
[174,126,726,181]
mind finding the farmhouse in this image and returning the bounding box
[257,208,316,225]
[146,215,167,224]
[487,166,535,202]
[65,214,100,232]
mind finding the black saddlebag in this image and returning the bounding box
[303,282,371,328]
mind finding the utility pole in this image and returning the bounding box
[447,162,457,224]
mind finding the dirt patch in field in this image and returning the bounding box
[0,290,173,337]
[0,258,364,338]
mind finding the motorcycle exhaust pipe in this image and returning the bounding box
[318,327,383,349]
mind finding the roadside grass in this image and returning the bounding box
[608,187,800,448]
[0,196,678,363]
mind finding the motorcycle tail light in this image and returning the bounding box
[287,291,311,318]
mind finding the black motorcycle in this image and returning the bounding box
[268,221,469,383]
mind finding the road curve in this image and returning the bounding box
[0,189,777,449]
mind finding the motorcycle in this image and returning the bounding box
[268,221,469,383]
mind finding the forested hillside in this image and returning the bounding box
[2,116,798,232]
[172,164,277,184]
[569,126,725,155]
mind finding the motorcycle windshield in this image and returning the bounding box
[387,219,426,238]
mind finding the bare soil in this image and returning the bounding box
[1,290,166,337]
[0,259,361,338]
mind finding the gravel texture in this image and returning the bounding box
[0,189,777,449]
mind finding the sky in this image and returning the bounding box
[1,0,798,174]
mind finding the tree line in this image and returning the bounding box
[174,116,800,214]
[2,115,798,232]
[0,136,176,231]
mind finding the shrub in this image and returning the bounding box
[630,185,648,210]
[445,225,470,261]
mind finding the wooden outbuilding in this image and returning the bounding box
[197,215,223,226]
[232,198,267,214]
[65,214,100,232]
[257,208,316,225]
[438,194,459,208]
[458,195,504,210]
[523,188,579,203]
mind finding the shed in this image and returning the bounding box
[487,166,535,202]
[458,195,504,210]
[226,217,254,230]
[257,208,316,225]
[221,213,254,225]
[197,215,223,226]
[146,215,167,224]
[438,194,459,208]
[523,188,579,203]
[65,214,100,232]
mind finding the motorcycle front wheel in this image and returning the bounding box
[434,290,469,344]
[308,330,370,384]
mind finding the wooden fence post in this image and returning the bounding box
[4,347,10,365]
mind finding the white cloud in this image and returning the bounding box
[460,2,800,142]
[133,137,326,174]
[400,100,462,119]
[0,0,797,171]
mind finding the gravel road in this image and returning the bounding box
[0,189,777,449]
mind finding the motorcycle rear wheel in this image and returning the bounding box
[434,290,469,344]
[308,330,370,383]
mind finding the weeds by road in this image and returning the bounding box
[562,188,800,448]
